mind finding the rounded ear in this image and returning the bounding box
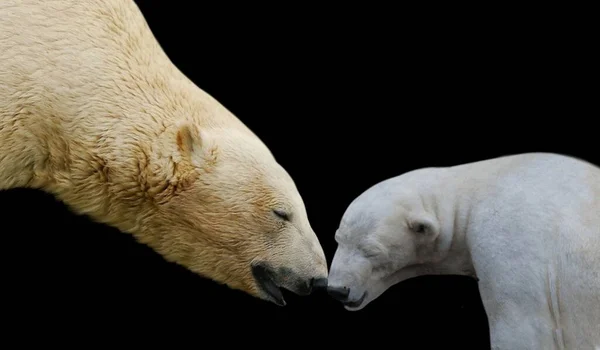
[407,213,438,238]
[173,122,218,168]
[176,122,202,160]
[144,122,218,201]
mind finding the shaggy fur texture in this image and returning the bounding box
[0,0,327,303]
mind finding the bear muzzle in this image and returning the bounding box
[251,261,328,306]
[326,284,367,310]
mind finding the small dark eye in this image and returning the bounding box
[273,209,290,221]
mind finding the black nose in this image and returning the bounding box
[327,285,350,302]
[311,277,328,291]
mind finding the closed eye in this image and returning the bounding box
[361,242,386,259]
[363,249,380,259]
[273,209,290,221]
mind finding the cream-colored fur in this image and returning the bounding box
[328,153,600,349]
[0,0,327,304]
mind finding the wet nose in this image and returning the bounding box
[311,277,328,291]
[327,285,350,302]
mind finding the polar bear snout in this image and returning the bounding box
[283,274,325,296]
[311,277,329,291]
[326,283,367,309]
[251,261,328,306]
[326,285,350,301]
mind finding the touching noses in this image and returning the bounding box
[311,277,328,291]
[326,285,351,302]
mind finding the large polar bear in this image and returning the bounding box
[0,0,328,306]
[327,152,600,349]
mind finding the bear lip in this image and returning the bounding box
[251,263,286,306]
[342,291,367,310]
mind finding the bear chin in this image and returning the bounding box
[342,292,368,311]
[251,263,287,306]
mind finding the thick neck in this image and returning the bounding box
[426,171,477,278]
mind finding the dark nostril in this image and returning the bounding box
[327,285,350,301]
[311,277,328,291]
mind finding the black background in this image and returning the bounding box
[1,2,596,348]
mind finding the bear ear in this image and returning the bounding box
[144,122,216,201]
[407,213,437,238]
[175,122,203,159]
[172,122,218,171]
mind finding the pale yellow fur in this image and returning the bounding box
[0,0,327,301]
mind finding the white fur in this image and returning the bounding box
[328,152,600,349]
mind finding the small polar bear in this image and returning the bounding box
[327,152,600,349]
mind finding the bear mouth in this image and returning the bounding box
[251,262,286,306]
[342,291,367,310]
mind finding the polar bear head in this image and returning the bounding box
[326,169,474,311]
[135,122,328,306]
